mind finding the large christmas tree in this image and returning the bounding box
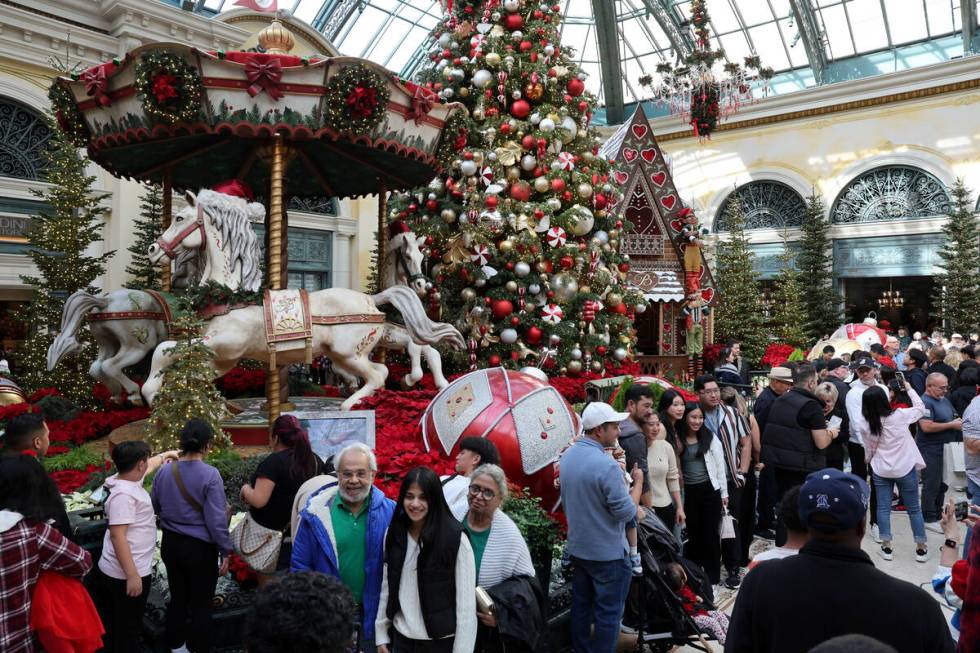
[768,239,809,349]
[124,185,163,291]
[934,179,980,334]
[797,193,840,342]
[18,118,114,402]
[713,195,767,362]
[388,0,643,375]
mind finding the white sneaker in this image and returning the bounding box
[915,546,929,563]
[924,521,944,534]
[871,524,881,543]
[878,544,894,561]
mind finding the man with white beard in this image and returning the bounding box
[292,443,395,652]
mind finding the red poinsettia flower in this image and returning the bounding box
[151,73,179,104]
[346,85,378,119]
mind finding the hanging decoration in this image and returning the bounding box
[638,0,774,140]
[324,64,391,134]
[133,51,202,123]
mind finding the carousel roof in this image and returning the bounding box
[186,0,979,125]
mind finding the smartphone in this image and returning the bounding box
[895,371,907,392]
[955,500,970,521]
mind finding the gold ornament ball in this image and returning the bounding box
[580,285,591,294]
[441,208,457,223]
[582,151,595,162]
[499,239,514,252]
[606,292,622,307]
[506,166,521,181]
[619,335,631,344]
[459,87,470,98]
[505,280,518,292]
[568,360,582,373]
[609,239,618,249]
[461,287,477,302]
[473,108,486,121]
[533,176,550,193]
[577,183,593,198]
[559,367,567,375]
[485,52,502,67]
[591,360,603,372]
[536,261,549,273]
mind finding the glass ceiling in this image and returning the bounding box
[190,0,979,124]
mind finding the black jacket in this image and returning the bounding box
[906,367,928,396]
[949,384,978,417]
[929,361,957,388]
[752,387,779,436]
[618,418,649,493]
[826,376,850,442]
[725,539,955,653]
[761,388,826,473]
[479,575,546,653]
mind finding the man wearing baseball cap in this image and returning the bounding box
[725,468,954,653]
[561,402,642,653]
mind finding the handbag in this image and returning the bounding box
[230,513,283,575]
[719,509,736,540]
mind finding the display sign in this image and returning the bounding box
[285,409,376,464]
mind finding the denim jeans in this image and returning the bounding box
[570,555,632,653]
[919,447,946,523]
[873,469,927,545]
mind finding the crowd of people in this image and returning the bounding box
[1,330,979,653]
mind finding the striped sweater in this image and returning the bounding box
[466,509,536,588]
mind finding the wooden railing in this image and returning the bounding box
[636,355,690,379]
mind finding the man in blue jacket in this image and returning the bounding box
[292,442,395,652]
[561,402,642,653]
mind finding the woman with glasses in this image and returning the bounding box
[463,464,541,653]
[376,466,476,653]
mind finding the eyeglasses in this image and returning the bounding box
[340,470,371,481]
[468,485,497,501]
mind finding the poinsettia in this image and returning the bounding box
[151,73,178,104]
[761,343,799,368]
[346,85,378,119]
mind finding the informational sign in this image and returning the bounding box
[285,409,376,464]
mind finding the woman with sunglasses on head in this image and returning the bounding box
[462,464,541,652]
[376,466,476,653]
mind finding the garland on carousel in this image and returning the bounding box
[134,50,202,123]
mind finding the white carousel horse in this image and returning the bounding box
[141,285,464,410]
[381,230,429,297]
[46,249,200,405]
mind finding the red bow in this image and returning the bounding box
[408,87,435,124]
[245,58,284,101]
[346,85,378,119]
[82,66,111,107]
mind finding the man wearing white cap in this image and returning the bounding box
[561,402,643,653]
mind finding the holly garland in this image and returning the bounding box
[47,84,89,147]
[324,64,391,134]
[134,51,202,124]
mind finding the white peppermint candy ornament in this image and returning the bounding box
[556,151,575,171]
[479,166,493,186]
[470,244,491,266]
[546,226,567,248]
[541,303,564,324]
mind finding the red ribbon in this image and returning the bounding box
[346,85,378,119]
[408,86,436,124]
[245,58,284,101]
[82,67,111,108]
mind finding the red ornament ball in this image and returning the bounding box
[510,99,531,119]
[567,77,585,97]
[550,178,566,193]
[559,255,574,270]
[504,13,524,30]
[510,181,532,202]
[485,195,498,209]
[421,368,580,513]
[526,326,543,345]
[488,354,502,367]
[521,134,537,150]
[618,262,630,273]
[492,299,514,319]
[612,303,628,315]
[597,345,607,355]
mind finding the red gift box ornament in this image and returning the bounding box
[82,66,112,107]
[245,57,284,101]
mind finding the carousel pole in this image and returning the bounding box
[160,170,172,292]
[267,134,285,423]
[377,179,388,293]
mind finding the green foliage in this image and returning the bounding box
[502,488,562,562]
[713,195,767,362]
[797,194,841,341]
[610,377,665,413]
[933,179,980,334]
[42,445,104,472]
[767,237,809,349]
[210,451,266,514]
[125,185,164,290]
[17,118,114,403]
[144,298,229,452]
[36,394,80,423]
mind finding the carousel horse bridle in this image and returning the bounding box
[393,237,428,287]
[155,202,207,260]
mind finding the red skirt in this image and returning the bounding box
[30,571,104,653]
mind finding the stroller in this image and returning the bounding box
[622,511,720,652]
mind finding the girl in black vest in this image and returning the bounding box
[376,466,476,653]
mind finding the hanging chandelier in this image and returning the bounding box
[878,285,904,310]
[639,0,774,140]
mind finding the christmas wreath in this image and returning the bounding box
[134,51,202,124]
[435,110,470,169]
[324,64,390,134]
[48,84,89,147]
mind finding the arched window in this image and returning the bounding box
[0,99,52,181]
[715,181,806,231]
[289,196,340,215]
[831,166,951,224]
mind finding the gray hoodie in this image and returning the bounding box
[618,417,650,493]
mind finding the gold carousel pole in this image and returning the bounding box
[376,181,388,365]
[267,134,285,424]
[160,170,172,292]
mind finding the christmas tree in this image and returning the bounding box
[797,193,840,342]
[934,179,980,334]
[18,118,114,402]
[713,195,767,362]
[124,185,163,291]
[388,0,644,375]
[144,305,228,452]
[768,237,809,349]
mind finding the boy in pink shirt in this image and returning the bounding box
[94,441,176,652]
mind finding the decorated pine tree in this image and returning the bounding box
[124,185,163,290]
[388,0,644,375]
[797,193,840,341]
[934,179,980,334]
[144,306,228,452]
[768,238,809,349]
[18,118,113,401]
[713,195,767,362]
